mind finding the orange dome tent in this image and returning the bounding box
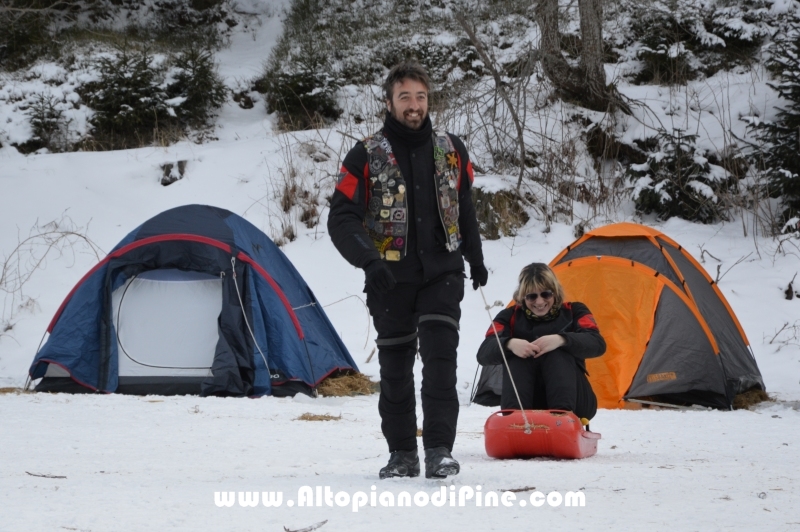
[472,222,764,410]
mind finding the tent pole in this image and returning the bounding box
[230,257,272,383]
[469,364,480,404]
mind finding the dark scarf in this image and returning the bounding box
[523,305,561,322]
[383,111,433,149]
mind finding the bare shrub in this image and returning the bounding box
[1,215,103,337]
[766,320,800,352]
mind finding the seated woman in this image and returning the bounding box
[476,263,605,420]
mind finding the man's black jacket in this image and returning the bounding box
[327,114,483,284]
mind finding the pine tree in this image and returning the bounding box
[753,14,800,230]
[630,129,734,224]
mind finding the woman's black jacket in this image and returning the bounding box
[476,302,606,374]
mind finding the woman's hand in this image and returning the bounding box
[506,338,541,358]
[530,334,565,357]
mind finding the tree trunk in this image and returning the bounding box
[578,0,607,106]
[535,0,581,94]
[535,0,622,112]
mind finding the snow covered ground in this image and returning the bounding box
[2,2,800,530]
[2,393,799,531]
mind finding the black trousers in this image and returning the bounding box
[366,271,464,452]
[500,349,597,420]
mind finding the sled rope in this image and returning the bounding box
[479,286,531,434]
[230,257,272,377]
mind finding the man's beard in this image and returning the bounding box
[389,106,426,130]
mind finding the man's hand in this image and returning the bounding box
[530,334,565,357]
[364,260,396,293]
[506,338,541,358]
[469,262,488,290]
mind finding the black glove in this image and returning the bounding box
[469,262,489,290]
[364,260,397,294]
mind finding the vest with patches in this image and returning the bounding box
[362,130,462,261]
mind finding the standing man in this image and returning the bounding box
[328,61,488,479]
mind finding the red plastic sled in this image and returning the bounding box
[484,410,601,459]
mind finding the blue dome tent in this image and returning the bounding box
[29,205,357,396]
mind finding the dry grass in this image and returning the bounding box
[0,387,28,395]
[296,413,342,421]
[317,371,379,397]
[733,388,772,410]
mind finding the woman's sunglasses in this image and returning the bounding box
[524,290,554,302]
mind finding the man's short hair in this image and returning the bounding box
[383,61,431,101]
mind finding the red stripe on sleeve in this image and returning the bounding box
[485,322,505,337]
[577,314,598,330]
[335,166,359,201]
[466,160,474,184]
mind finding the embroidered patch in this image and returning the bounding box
[369,197,382,214]
[378,237,393,254]
[370,157,385,174]
[446,152,458,168]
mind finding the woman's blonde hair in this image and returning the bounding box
[513,263,565,308]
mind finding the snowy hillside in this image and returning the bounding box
[2,0,800,530]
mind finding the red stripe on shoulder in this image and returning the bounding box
[577,314,598,330]
[485,322,505,337]
[466,160,475,184]
[509,306,519,335]
[335,165,359,201]
[563,302,572,310]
